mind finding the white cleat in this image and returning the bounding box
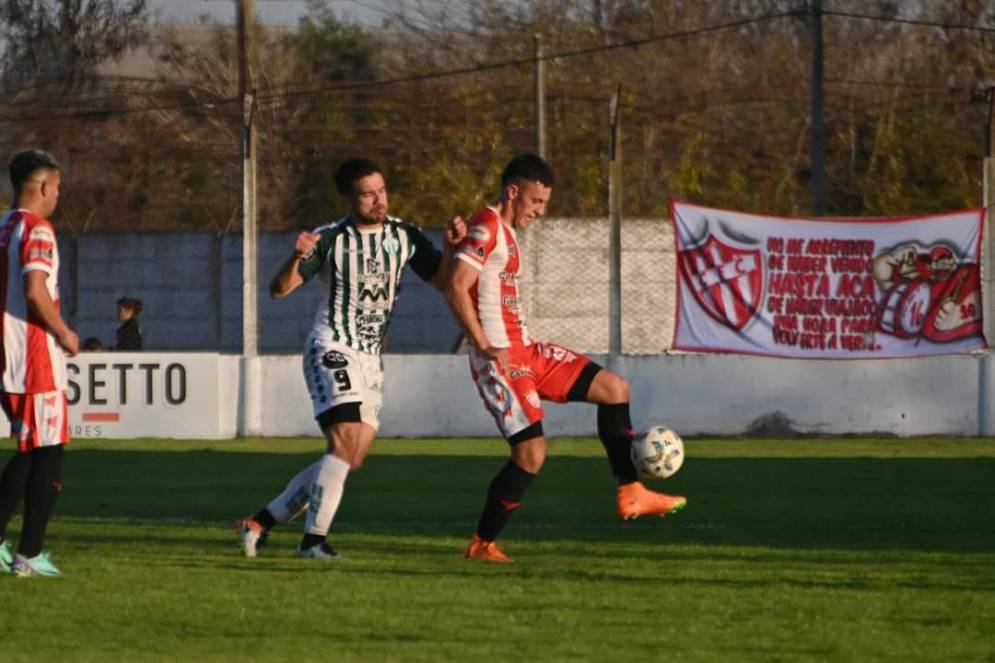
[234,518,265,558]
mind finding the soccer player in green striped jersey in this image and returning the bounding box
[235,158,465,559]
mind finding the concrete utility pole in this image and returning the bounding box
[237,0,260,436]
[608,84,623,356]
[810,0,826,215]
[980,88,995,435]
[534,34,547,159]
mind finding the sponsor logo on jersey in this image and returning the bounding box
[360,286,389,303]
[321,351,349,369]
[359,269,389,302]
[498,271,519,282]
[28,226,54,241]
[509,366,532,379]
[382,237,400,254]
[357,313,385,325]
[28,247,53,261]
[468,226,491,242]
[501,295,522,308]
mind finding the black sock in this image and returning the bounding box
[597,403,639,485]
[476,461,536,541]
[0,451,33,540]
[19,446,64,558]
[252,508,277,531]
[301,533,325,549]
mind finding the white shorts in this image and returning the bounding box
[302,334,383,430]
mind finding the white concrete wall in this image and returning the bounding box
[256,353,989,438]
[60,351,991,439]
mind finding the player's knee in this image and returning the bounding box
[599,371,630,403]
[327,422,374,470]
[335,443,370,471]
[511,437,546,474]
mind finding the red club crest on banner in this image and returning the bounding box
[678,235,764,332]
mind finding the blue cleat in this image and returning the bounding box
[12,551,62,577]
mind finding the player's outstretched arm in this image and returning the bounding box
[25,270,78,356]
[270,231,319,299]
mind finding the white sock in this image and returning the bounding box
[304,454,351,536]
[266,459,321,523]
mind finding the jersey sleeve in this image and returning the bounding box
[405,225,443,283]
[20,215,56,275]
[297,228,336,282]
[455,210,499,271]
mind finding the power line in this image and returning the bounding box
[259,9,802,104]
[1,8,799,121]
[4,6,993,123]
[822,9,995,34]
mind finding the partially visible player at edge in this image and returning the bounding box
[445,153,687,563]
[0,149,79,577]
[235,157,465,559]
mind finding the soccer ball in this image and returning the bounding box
[631,426,684,479]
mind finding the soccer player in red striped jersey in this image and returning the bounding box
[446,154,687,562]
[0,149,79,577]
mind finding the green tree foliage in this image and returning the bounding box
[0,0,148,93]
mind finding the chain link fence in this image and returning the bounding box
[61,220,676,354]
[521,218,676,354]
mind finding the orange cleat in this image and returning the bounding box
[463,534,512,563]
[616,482,687,520]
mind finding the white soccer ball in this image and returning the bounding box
[631,426,684,479]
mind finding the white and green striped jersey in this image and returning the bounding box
[298,215,442,355]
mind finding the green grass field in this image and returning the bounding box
[2,437,994,662]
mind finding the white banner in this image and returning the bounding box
[671,201,986,358]
[66,353,237,439]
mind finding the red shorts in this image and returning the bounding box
[469,341,593,439]
[1,391,70,452]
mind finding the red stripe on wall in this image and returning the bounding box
[82,412,120,422]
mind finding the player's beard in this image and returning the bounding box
[356,206,387,226]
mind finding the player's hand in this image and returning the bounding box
[58,329,79,357]
[445,216,467,246]
[294,231,320,259]
[481,345,510,373]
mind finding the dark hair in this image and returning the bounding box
[334,158,384,196]
[9,149,59,195]
[117,297,143,314]
[501,153,554,188]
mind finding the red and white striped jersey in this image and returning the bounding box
[454,207,531,348]
[0,209,67,393]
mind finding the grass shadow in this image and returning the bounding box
[6,447,990,554]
